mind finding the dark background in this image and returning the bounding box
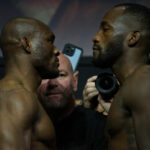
[0,0,150,98]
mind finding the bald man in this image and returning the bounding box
[38,53,107,150]
[0,17,59,150]
[38,53,78,121]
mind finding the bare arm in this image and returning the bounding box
[0,90,38,150]
[124,67,150,150]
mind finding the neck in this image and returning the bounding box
[113,48,148,83]
[47,97,75,123]
[4,54,41,92]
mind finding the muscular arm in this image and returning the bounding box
[0,89,38,150]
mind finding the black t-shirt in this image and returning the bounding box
[54,106,107,150]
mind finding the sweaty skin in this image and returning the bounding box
[0,17,59,150]
[93,4,150,150]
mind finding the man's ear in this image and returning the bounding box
[127,31,141,47]
[20,37,31,53]
[73,70,79,92]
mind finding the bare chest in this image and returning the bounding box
[31,103,56,150]
[106,91,137,150]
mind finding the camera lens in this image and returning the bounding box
[99,75,114,90]
[95,73,119,101]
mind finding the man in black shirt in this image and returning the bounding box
[38,53,107,150]
[55,105,107,150]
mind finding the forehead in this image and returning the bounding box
[58,55,73,73]
[102,6,125,24]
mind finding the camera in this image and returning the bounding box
[95,69,119,101]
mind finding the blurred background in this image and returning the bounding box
[0,0,149,98]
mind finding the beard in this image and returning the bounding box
[38,84,74,111]
[93,35,124,68]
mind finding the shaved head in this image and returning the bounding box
[114,3,150,31]
[0,17,49,47]
[0,17,59,79]
[58,53,73,73]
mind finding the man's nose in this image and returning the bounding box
[47,79,58,89]
[54,47,60,56]
[93,31,101,43]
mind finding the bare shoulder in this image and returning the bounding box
[126,65,150,88]
[133,65,150,77]
[121,65,150,108]
[0,87,39,125]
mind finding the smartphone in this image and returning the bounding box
[62,43,83,71]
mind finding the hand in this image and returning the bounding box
[83,75,112,115]
[83,75,99,108]
[97,94,113,115]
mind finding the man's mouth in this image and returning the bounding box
[93,45,101,51]
[46,91,61,96]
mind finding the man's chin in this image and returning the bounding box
[92,57,112,68]
[45,100,64,109]
[92,58,102,67]
[44,94,69,109]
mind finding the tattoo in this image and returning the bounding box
[126,127,137,150]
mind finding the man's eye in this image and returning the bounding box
[103,26,110,31]
[47,38,54,43]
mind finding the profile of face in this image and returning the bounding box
[37,53,78,110]
[92,6,126,68]
[30,22,60,79]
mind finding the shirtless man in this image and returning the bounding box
[0,17,59,150]
[92,3,150,150]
